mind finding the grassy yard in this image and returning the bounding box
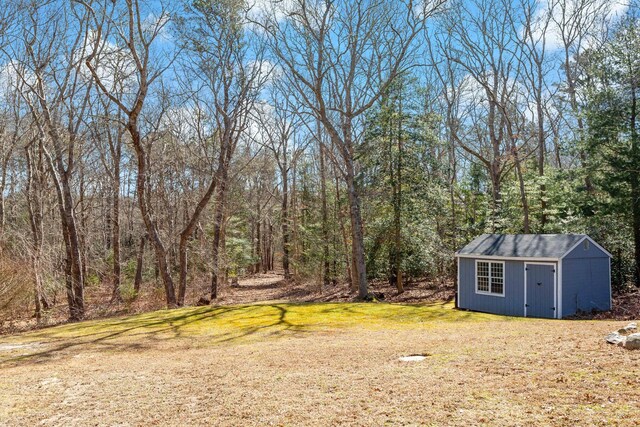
[0,301,638,426]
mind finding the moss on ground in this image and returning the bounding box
[4,301,512,348]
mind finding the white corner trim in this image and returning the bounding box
[560,235,613,259]
[474,259,506,297]
[608,257,612,310]
[557,259,563,319]
[457,257,461,308]
[523,263,527,317]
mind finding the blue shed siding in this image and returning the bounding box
[564,239,609,259]
[562,257,611,316]
[458,258,525,316]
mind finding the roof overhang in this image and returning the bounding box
[454,253,559,262]
[455,235,612,260]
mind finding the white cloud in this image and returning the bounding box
[0,60,35,102]
[82,29,137,95]
[530,0,629,51]
[143,12,172,43]
[456,73,540,124]
[246,0,297,22]
[245,59,280,86]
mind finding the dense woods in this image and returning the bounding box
[0,0,639,322]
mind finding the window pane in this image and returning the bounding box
[491,262,503,279]
[490,262,504,295]
[491,278,503,294]
[477,276,489,292]
[477,262,489,277]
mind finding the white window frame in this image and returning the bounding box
[475,259,505,297]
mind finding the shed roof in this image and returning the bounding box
[455,234,608,259]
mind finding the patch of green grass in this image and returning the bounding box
[9,301,512,346]
[0,301,518,366]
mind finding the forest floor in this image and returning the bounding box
[0,273,455,334]
[0,275,638,426]
[215,273,456,305]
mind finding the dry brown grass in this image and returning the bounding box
[0,294,638,426]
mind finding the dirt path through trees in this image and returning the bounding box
[215,273,454,306]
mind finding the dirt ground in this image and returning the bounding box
[215,273,455,305]
[0,275,639,426]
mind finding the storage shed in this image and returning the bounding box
[455,234,611,319]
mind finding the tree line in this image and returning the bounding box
[0,0,638,321]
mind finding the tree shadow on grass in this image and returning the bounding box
[0,304,310,368]
[0,301,510,368]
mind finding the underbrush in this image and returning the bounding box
[0,258,34,326]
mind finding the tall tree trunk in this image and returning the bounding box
[344,159,367,299]
[25,144,46,320]
[512,143,530,233]
[44,145,85,321]
[177,172,218,305]
[133,234,147,295]
[335,172,353,288]
[536,76,547,231]
[489,161,502,232]
[111,143,122,302]
[128,123,177,307]
[281,160,291,280]
[210,168,229,300]
[564,52,593,193]
[630,78,640,287]
[319,139,330,285]
[0,165,7,243]
[255,202,262,274]
[393,102,404,294]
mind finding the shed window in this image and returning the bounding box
[476,261,504,296]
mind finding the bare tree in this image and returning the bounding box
[442,0,537,232]
[258,85,301,280]
[261,0,444,298]
[178,0,270,301]
[9,2,94,319]
[84,0,178,306]
[550,0,614,192]
[515,0,555,231]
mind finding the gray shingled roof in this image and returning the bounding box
[456,234,588,258]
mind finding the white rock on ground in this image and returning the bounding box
[623,333,640,350]
[606,332,626,346]
[399,355,427,362]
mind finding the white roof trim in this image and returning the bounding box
[559,235,612,259]
[455,253,559,262]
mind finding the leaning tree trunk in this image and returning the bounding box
[128,122,177,307]
[44,145,85,321]
[177,172,218,305]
